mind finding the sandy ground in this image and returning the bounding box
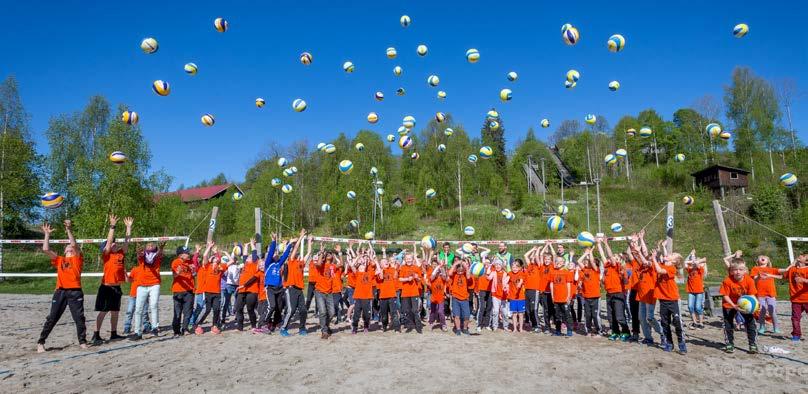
[0,294,807,393]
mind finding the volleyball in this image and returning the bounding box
[271,178,282,187]
[290,166,298,174]
[201,114,215,126]
[608,81,620,91]
[300,52,313,65]
[386,134,395,142]
[470,262,485,277]
[355,143,365,152]
[541,119,550,128]
[706,123,722,137]
[347,191,356,200]
[376,188,384,196]
[468,154,478,163]
[374,91,384,101]
[466,48,480,63]
[425,188,436,199]
[421,235,437,250]
[385,47,397,59]
[615,149,627,158]
[604,154,617,165]
[489,120,500,130]
[682,195,694,206]
[410,152,420,160]
[396,88,406,96]
[479,146,493,159]
[675,153,686,163]
[437,144,446,152]
[780,173,798,188]
[461,243,474,254]
[214,17,228,32]
[500,208,513,218]
[393,66,403,76]
[400,15,411,27]
[232,191,243,201]
[505,212,515,221]
[500,88,512,102]
[41,192,64,209]
[152,80,170,96]
[317,142,326,151]
[398,126,409,136]
[399,135,413,149]
[350,219,360,229]
[343,61,355,73]
[507,71,518,82]
[292,99,307,112]
[367,112,378,124]
[611,223,623,233]
[486,110,500,120]
[565,81,576,89]
[464,226,475,236]
[639,127,653,138]
[427,75,440,87]
[402,115,416,129]
[577,232,595,247]
[321,203,331,213]
[184,63,198,75]
[607,34,626,52]
[585,114,597,125]
[339,160,354,174]
[364,231,375,240]
[626,128,637,137]
[737,295,759,314]
[324,144,336,154]
[733,23,749,38]
[121,111,139,125]
[435,112,446,123]
[719,131,732,140]
[255,98,265,108]
[566,69,580,83]
[274,157,287,168]
[417,44,428,56]
[282,184,293,194]
[109,151,127,164]
[140,37,158,54]
[562,25,580,45]
[557,205,569,216]
[444,128,454,137]
[437,91,447,100]
[283,168,293,177]
[547,216,564,232]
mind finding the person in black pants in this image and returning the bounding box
[172,292,194,335]
[37,221,87,353]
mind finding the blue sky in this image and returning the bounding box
[5,0,807,189]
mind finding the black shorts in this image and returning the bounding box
[95,285,122,312]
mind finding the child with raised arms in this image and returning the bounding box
[398,245,424,334]
[549,255,574,336]
[279,231,310,336]
[234,239,261,331]
[377,248,401,332]
[92,215,133,345]
[428,255,448,331]
[684,249,707,329]
[578,247,602,336]
[653,243,687,354]
[192,242,230,335]
[449,258,473,335]
[596,237,629,341]
[349,247,380,333]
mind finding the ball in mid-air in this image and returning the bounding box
[152,80,170,96]
[585,114,596,125]
[338,160,354,174]
[499,88,512,102]
[109,151,127,164]
[464,226,476,236]
[41,192,64,209]
[416,44,428,56]
[140,37,158,54]
[300,52,313,65]
[400,15,411,27]
[255,98,265,108]
[607,34,625,52]
[608,81,620,91]
[479,146,493,158]
[547,216,564,232]
[214,17,228,32]
[611,223,623,233]
[184,63,198,75]
[780,173,798,188]
[201,114,215,126]
[466,48,480,63]
[292,99,307,112]
[367,112,379,124]
[577,232,595,247]
[540,119,550,128]
[733,23,749,38]
[121,111,138,125]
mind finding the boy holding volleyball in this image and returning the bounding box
[719,260,758,353]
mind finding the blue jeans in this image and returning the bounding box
[222,284,237,319]
[190,293,206,326]
[687,293,704,316]
[639,302,661,341]
[123,297,151,334]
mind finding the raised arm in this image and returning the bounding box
[289,229,306,261]
[121,217,134,253]
[479,246,491,259]
[64,220,80,256]
[41,223,58,259]
[723,250,741,269]
[303,235,313,262]
[104,214,117,254]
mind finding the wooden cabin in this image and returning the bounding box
[691,165,750,199]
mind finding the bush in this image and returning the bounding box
[749,185,788,223]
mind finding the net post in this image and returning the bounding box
[712,200,731,256]
[787,238,795,264]
[206,207,219,244]
[665,202,674,252]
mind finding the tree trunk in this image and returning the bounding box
[768,148,774,175]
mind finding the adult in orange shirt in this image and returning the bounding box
[474,259,493,333]
[537,243,557,334]
[579,248,602,336]
[377,249,400,332]
[398,246,424,334]
[549,256,574,336]
[750,255,782,334]
[37,220,87,353]
[508,259,526,333]
[193,242,230,335]
[779,253,808,341]
[349,254,380,333]
[234,239,262,331]
[596,237,629,340]
[684,251,708,329]
[719,260,758,353]
[448,258,472,335]
[631,243,661,345]
[427,258,448,331]
[280,232,311,337]
[170,244,195,336]
[92,215,133,345]
[653,248,687,354]
[131,239,166,340]
[522,246,543,332]
[313,244,342,339]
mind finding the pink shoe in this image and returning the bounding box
[211,327,221,335]
[194,326,203,335]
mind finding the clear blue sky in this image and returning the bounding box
[6,0,807,189]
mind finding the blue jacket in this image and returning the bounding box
[264,240,292,287]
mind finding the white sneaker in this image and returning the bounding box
[476,327,482,333]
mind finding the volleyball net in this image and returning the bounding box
[787,237,808,264]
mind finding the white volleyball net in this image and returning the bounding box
[787,237,808,264]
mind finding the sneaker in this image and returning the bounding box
[194,326,203,335]
[455,330,462,336]
[462,329,470,336]
[663,342,673,352]
[363,328,369,334]
[620,333,630,342]
[566,329,573,337]
[253,327,269,334]
[441,326,448,332]
[109,332,125,341]
[724,344,735,353]
[151,328,159,337]
[793,336,801,342]
[129,334,142,341]
[773,328,782,334]
[122,329,131,336]
[749,344,758,354]
[321,332,329,339]
[211,327,221,335]
[608,334,618,341]
[640,338,652,345]
[757,326,766,335]
[696,323,704,329]
[91,333,104,346]
[280,329,291,337]
[416,328,423,334]
[678,343,687,354]
[553,330,562,336]
[351,329,357,335]
[476,327,482,333]
[532,327,540,333]
[299,329,308,336]
[628,335,639,343]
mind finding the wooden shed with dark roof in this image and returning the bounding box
[691,165,750,198]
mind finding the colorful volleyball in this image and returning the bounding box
[479,146,493,158]
[489,120,500,130]
[464,226,476,236]
[347,191,356,200]
[421,235,437,250]
[611,223,623,233]
[386,47,397,59]
[255,98,265,108]
[232,191,243,201]
[350,219,360,229]
[386,134,395,142]
[639,127,653,138]
[109,151,127,164]
[719,131,732,140]
[577,232,595,247]
[370,166,379,177]
[402,115,416,129]
[324,144,336,154]
[737,295,759,314]
[152,80,170,96]
[466,48,480,63]
[367,112,379,124]
[562,25,580,45]
[444,128,454,137]
[374,91,384,101]
[396,87,406,96]
[607,34,626,52]
[393,66,403,76]
[437,91,447,100]
[461,243,474,254]
[400,15,411,27]
[184,63,198,75]
[292,99,307,112]
[733,23,749,38]
[470,262,485,277]
[410,152,420,160]
[363,231,374,240]
[376,187,385,196]
[547,216,564,232]
[201,114,215,126]
[343,61,355,73]
[566,69,580,83]
[608,81,620,91]
[557,205,569,216]
[500,88,513,102]
[604,154,617,165]
[321,203,331,213]
[427,75,440,87]
[565,80,576,89]
[435,112,446,123]
[316,142,326,151]
[41,192,64,209]
[283,168,294,177]
[626,128,637,137]
[282,184,293,194]
[682,195,694,206]
[214,17,228,32]
[706,123,722,137]
[468,154,478,163]
[425,188,437,199]
[486,110,500,120]
[674,153,686,163]
[541,119,550,128]
[615,149,627,158]
[121,111,139,125]
[355,142,365,152]
[271,178,282,187]
[398,126,409,136]
[500,208,513,219]
[585,114,597,125]
[140,37,158,54]
[507,71,518,82]
[277,157,288,167]
[299,51,313,65]
[416,44,428,56]
[399,135,413,149]
[437,144,446,152]
[339,160,354,174]
[780,173,798,188]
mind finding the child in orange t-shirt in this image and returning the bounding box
[779,253,808,341]
[578,248,602,336]
[684,250,707,329]
[597,237,629,340]
[377,248,401,332]
[653,249,687,354]
[448,258,473,335]
[750,255,782,334]
[720,259,758,353]
[398,246,424,334]
[428,258,448,331]
[549,256,574,336]
[508,259,526,333]
[349,253,380,334]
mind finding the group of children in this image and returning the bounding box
[35,216,808,356]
